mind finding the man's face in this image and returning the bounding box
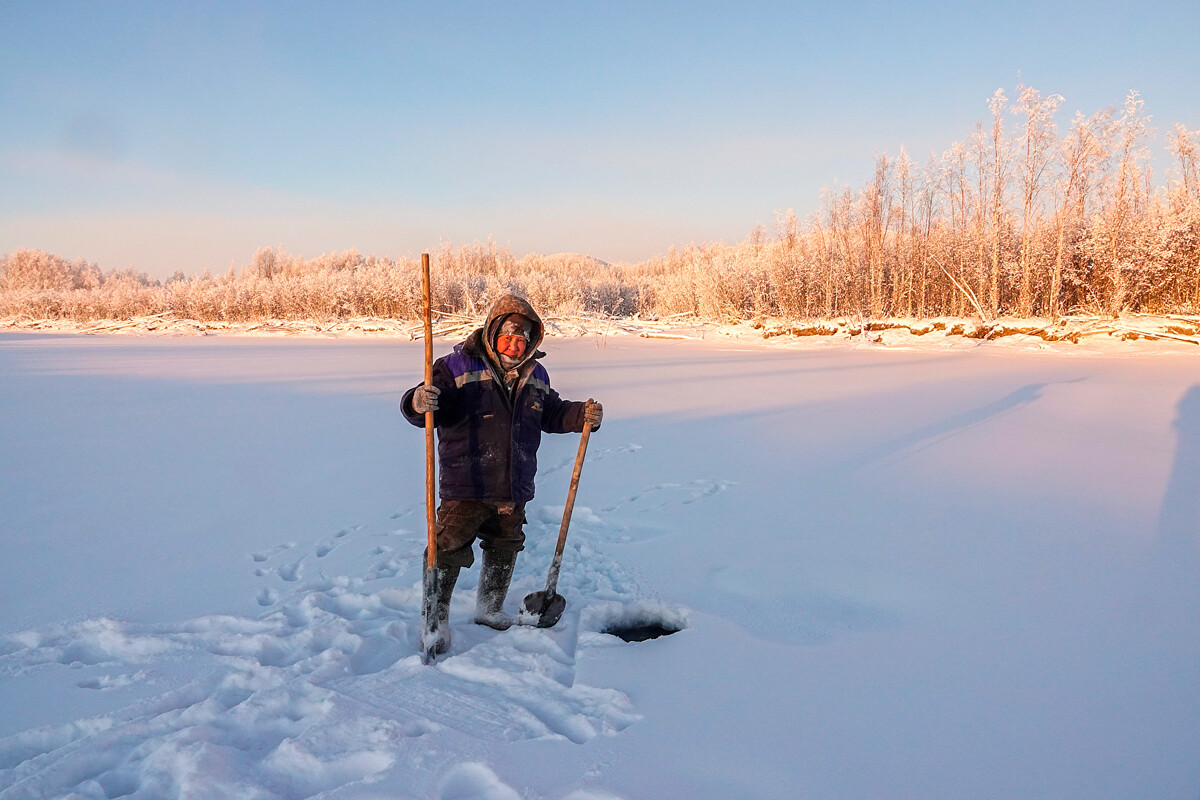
[496,334,527,359]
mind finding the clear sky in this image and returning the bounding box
[2,1,1197,279]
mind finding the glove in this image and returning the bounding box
[583,401,603,431]
[411,384,441,414]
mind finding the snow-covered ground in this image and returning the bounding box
[2,331,1198,799]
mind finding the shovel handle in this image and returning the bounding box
[543,399,594,596]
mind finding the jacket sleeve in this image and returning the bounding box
[401,357,462,428]
[540,386,597,434]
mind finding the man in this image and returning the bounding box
[401,294,603,654]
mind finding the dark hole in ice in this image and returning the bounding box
[601,621,684,642]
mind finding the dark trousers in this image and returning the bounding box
[434,500,527,569]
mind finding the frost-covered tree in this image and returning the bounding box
[1013,84,1063,316]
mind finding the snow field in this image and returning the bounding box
[2,332,1199,798]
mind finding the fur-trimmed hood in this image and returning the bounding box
[461,294,546,371]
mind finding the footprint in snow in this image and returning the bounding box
[604,478,736,513]
[277,558,304,582]
[364,555,405,580]
[251,542,296,563]
[253,558,304,583]
[542,442,642,476]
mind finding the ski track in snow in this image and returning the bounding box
[0,455,697,799]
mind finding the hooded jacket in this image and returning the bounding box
[402,294,593,503]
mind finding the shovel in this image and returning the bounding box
[519,400,595,628]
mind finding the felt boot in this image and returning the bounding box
[431,565,459,655]
[474,549,517,630]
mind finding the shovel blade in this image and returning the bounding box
[519,590,566,628]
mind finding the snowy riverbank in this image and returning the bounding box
[3,311,1200,354]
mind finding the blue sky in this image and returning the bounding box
[2,1,1197,278]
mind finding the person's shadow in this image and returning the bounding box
[1157,385,1200,558]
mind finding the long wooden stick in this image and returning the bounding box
[419,253,441,664]
[543,400,594,597]
[422,253,437,572]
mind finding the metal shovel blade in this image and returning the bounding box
[519,590,566,628]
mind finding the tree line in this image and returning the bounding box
[3,86,1198,324]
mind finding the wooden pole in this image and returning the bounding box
[420,253,439,664]
[422,253,437,573]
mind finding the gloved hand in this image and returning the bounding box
[584,401,603,431]
[411,384,441,414]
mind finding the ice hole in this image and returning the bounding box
[588,601,689,643]
[601,619,685,642]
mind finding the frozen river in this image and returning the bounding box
[2,331,1197,799]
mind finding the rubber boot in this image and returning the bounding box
[432,565,460,655]
[474,549,517,630]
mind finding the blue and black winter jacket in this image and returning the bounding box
[402,295,593,503]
